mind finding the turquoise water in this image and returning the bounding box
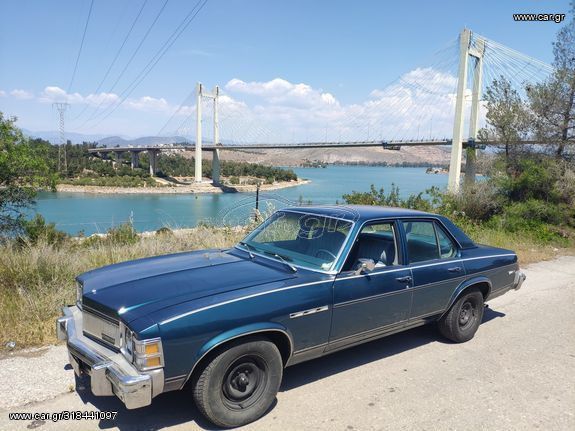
[33,166,449,235]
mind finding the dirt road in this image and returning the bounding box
[1,256,574,431]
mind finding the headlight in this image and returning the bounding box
[119,322,163,371]
[76,281,83,307]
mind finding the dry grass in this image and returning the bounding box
[463,224,574,265]
[0,227,246,349]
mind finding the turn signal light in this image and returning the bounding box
[145,343,159,355]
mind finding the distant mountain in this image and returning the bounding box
[22,129,194,147]
[22,129,112,144]
[97,135,192,147]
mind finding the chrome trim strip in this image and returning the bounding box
[164,374,187,382]
[160,279,333,325]
[329,320,407,345]
[335,254,516,282]
[292,342,328,355]
[334,288,407,308]
[180,328,294,390]
[289,305,329,319]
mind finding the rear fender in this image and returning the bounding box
[442,276,492,316]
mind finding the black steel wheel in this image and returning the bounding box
[192,337,283,428]
[438,289,484,343]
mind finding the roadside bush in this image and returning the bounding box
[343,184,434,212]
[555,163,575,206]
[155,226,174,236]
[438,182,503,222]
[18,214,68,246]
[496,158,562,203]
[105,222,139,245]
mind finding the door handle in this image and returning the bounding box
[395,276,412,283]
[448,266,462,273]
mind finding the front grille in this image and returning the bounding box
[82,306,120,348]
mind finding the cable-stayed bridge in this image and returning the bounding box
[90,29,554,192]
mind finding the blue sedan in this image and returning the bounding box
[57,205,525,427]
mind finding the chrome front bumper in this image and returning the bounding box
[513,270,526,291]
[57,305,163,409]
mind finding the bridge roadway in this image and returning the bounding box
[86,138,494,181]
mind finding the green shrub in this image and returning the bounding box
[496,158,562,203]
[229,176,240,185]
[438,182,503,222]
[155,226,174,236]
[105,222,139,245]
[18,214,68,246]
[343,184,434,212]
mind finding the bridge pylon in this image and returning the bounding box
[448,29,485,192]
[195,83,220,184]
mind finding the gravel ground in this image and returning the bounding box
[0,346,74,410]
[1,256,574,431]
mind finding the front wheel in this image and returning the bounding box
[438,289,484,343]
[192,337,283,428]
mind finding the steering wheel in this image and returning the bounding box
[315,249,337,260]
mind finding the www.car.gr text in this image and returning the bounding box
[513,13,566,23]
[8,410,117,422]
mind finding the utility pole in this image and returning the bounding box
[53,102,70,173]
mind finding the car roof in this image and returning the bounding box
[282,205,434,223]
[280,205,476,249]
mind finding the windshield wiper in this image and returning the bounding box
[238,241,257,258]
[264,251,297,273]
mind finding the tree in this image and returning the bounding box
[478,77,531,171]
[0,113,54,236]
[528,2,575,159]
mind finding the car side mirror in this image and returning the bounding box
[355,258,376,275]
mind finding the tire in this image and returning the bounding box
[438,289,484,343]
[192,337,283,428]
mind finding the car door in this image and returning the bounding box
[328,220,413,350]
[400,219,466,320]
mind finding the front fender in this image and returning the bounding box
[444,276,492,314]
[183,322,294,387]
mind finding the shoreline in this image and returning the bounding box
[55,178,310,195]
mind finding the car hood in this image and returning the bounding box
[78,249,296,323]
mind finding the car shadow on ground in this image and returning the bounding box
[77,307,505,430]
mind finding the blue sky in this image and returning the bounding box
[0,0,570,141]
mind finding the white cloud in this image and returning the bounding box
[221,69,462,143]
[0,89,6,97]
[39,86,83,104]
[126,96,170,112]
[10,89,34,100]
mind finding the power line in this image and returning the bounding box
[85,0,209,129]
[68,0,95,93]
[79,0,169,125]
[71,0,149,122]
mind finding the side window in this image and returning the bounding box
[435,223,457,259]
[344,222,399,270]
[403,221,458,264]
[403,221,439,263]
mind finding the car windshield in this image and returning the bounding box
[239,211,353,271]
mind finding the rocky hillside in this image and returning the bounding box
[192,145,451,167]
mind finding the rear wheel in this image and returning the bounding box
[438,289,484,343]
[192,337,283,428]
